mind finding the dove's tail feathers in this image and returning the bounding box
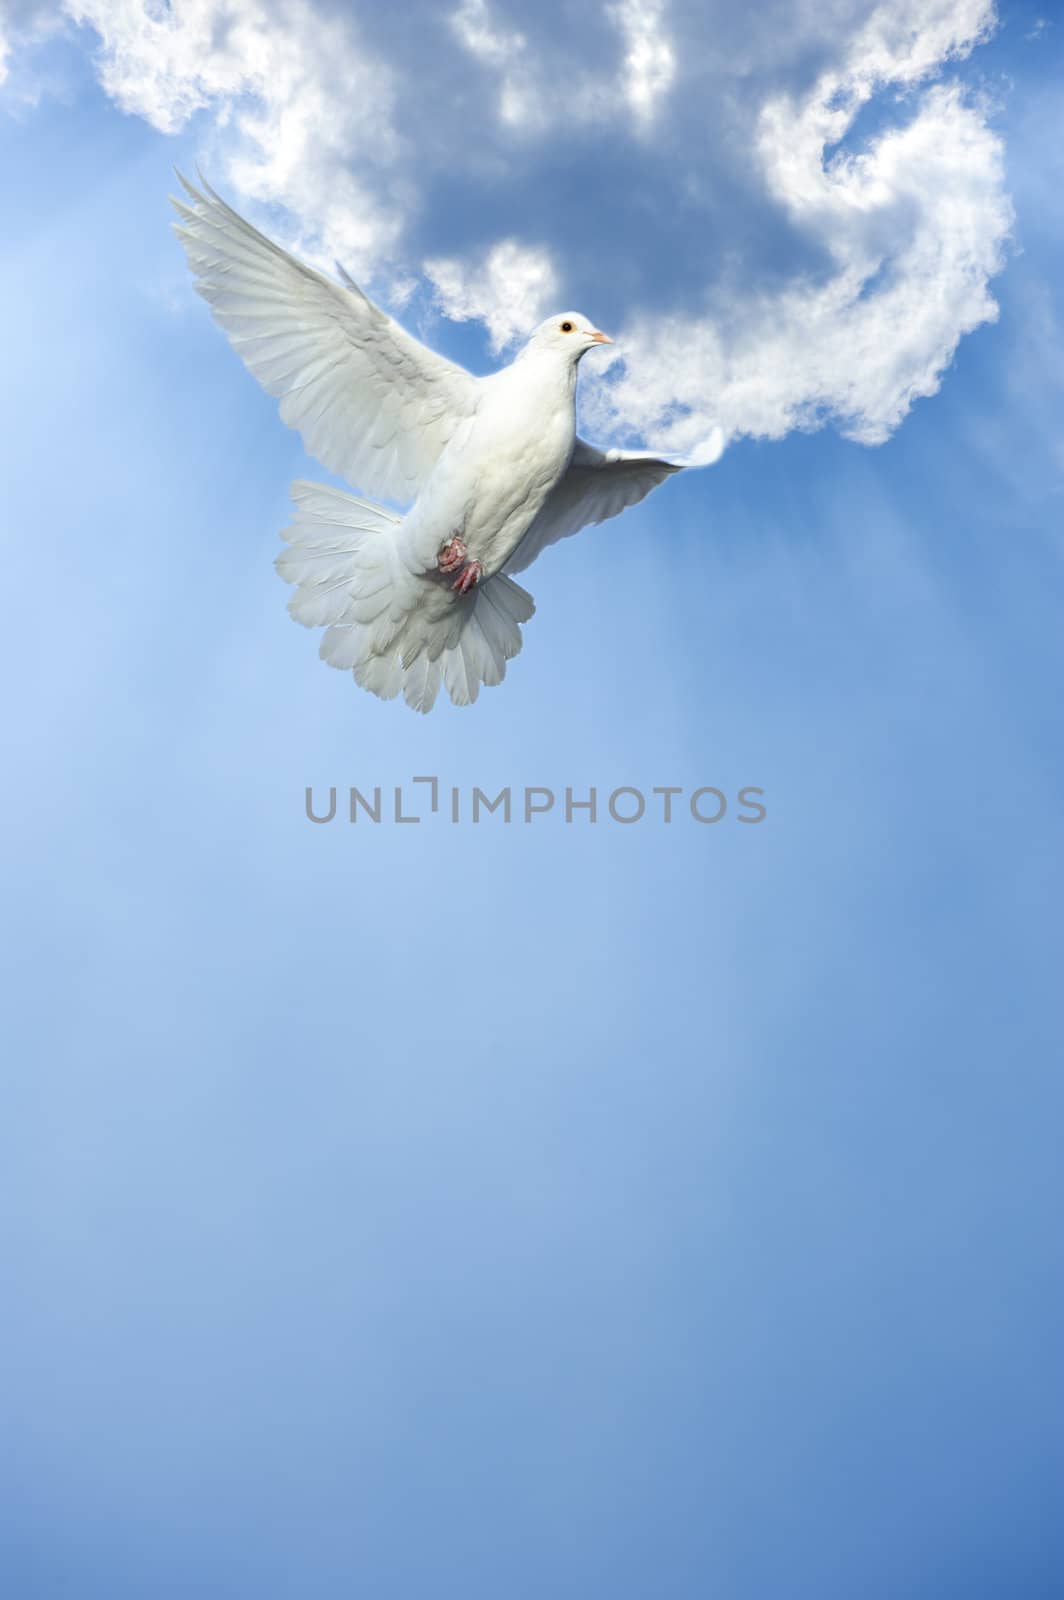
[276,480,534,713]
[276,480,406,630]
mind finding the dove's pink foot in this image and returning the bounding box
[438,536,467,574]
[452,560,483,595]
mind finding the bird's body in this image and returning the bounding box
[171,173,686,711]
[403,345,578,580]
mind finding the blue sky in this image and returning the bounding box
[2,2,1063,1596]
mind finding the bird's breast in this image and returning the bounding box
[404,360,577,579]
[457,373,576,571]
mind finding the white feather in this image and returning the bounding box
[171,173,477,506]
[279,482,534,712]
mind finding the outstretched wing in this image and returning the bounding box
[504,439,684,576]
[170,173,478,505]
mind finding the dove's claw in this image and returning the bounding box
[452,560,483,595]
[439,537,481,592]
[438,537,467,574]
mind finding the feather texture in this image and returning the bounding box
[505,440,684,575]
[171,173,478,505]
[277,481,534,711]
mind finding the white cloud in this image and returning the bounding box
[0,1,64,101]
[448,0,676,132]
[608,0,675,127]
[588,0,1013,457]
[62,0,402,281]
[424,238,559,351]
[449,0,541,129]
[449,0,524,68]
[5,0,1015,460]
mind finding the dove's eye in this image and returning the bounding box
[560,321,574,333]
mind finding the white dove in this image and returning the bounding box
[171,173,685,712]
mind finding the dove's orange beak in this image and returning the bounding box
[590,329,613,344]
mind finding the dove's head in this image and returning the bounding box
[527,313,613,363]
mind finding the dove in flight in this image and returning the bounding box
[171,173,685,712]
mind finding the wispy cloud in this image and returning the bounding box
[63,0,402,282]
[588,0,1012,457]
[608,0,675,128]
[448,0,541,129]
[0,0,64,103]
[448,0,677,132]
[424,238,559,351]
